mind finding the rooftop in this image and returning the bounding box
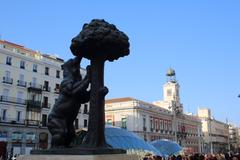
[0,40,64,63]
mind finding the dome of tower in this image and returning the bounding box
[166,68,175,76]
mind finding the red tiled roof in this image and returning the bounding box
[0,40,36,53]
[105,97,135,103]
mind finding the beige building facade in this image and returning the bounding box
[197,108,229,153]
[0,40,89,155]
[229,123,240,153]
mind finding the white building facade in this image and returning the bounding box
[0,40,89,155]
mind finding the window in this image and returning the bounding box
[17,91,24,104]
[31,77,37,87]
[16,111,21,122]
[169,122,172,131]
[83,104,88,114]
[106,119,113,125]
[12,132,22,142]
[44,81,49,88]
[6,56,12,65]
[143,116,146,131]
[163,121,166,130]
[43,96,48,108]
[75,118,79,129]
[160,120,163,130]
[18,74,26,87]
[5,71,10,78]
[26,133,35,143]
[2,89,9,101]
[56,70,60,78]
[45,67,49,75]
[43,81,50,91]
[42,114,47,127]
[155,120,158,131]
[55,84,60,93]
[84,119,88,127]
[3,71,12,84]
[150,118,153,131]
[121,117,127,129]
[55,83,60,89]
[19,74,24,81]
[20,60,25,69]
[167,89,172,96]
[2,109,7,121]
[33,64,38,72]
[5,71,10,81]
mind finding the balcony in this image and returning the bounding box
[43,86,51,92]
[177,131,187,139]
[42,102,51,109]
[0,95,26,105]
[2,77,13,84]
[26,100,41,112]
[25,119,40,126]
[0,117,25,125]
[28,82,42,92]
[17,80,27,87]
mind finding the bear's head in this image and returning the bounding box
[61,56,82,81]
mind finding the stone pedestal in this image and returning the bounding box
[17,154,139,160]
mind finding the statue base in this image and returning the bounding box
[17,154,138,160]
[16,148,137,160]
[30,147,126,155]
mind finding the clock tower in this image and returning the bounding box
[163,68,183,113]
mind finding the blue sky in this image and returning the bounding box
[1,0,240,125]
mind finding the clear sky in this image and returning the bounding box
[1,0,240,126]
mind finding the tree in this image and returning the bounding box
[70,19,130,148]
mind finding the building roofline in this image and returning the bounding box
[0,40,36,53]
[0,39,64,63]
[105,97,136,103]
[106,97,171,114]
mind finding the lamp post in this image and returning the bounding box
[169,97,183,144]
[209,118,213,154]
[226,119,230,152]
[169,100,178,142]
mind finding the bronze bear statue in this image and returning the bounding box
[47,56,90,147]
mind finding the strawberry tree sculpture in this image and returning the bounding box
[70,19,130,148]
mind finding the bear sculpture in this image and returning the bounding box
[47,56,90,147]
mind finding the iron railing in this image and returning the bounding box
[2,77,13,84]
[0,95,26,105]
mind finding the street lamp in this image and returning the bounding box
[209,118,213,154]
[169,100,178,142]
[169,98,182,143]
